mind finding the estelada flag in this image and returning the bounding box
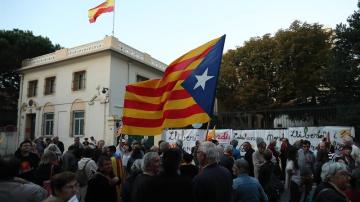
[122,35,226,136]
[88,0,115,23]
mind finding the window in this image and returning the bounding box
[72,71,86,91]
[72,111,85,136]
[27,80,38,97]
[43,113,54,136]
[44,77,56,95]
[136,75,149,82]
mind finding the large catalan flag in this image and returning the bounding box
[88,0,115,23]
[121,35,226,136]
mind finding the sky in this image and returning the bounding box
[1,0,359,64]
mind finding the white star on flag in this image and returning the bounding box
[193,68,214,90]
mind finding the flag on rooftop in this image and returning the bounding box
[121,35,226,136]
[88,0,115,23]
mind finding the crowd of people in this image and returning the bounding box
[0,134,360,202]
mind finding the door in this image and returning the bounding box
[25,114,36,140]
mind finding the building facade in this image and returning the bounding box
[17,36,166,148]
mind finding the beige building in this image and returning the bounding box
[17,36,166,148]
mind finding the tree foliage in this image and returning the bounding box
[327,3,360,104]
[218,21,332,111]
[0,29,60,124]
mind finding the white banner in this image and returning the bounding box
[164,126,355,154]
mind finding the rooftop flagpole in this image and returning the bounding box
[112,0,115,36]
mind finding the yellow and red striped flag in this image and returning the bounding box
[121,35,226,136]
[88,0,115,23]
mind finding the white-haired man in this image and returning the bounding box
[193,141,233,202]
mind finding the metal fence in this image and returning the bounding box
[212,105,360,141]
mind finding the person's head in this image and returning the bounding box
[195,140,200,147]
[45,137,52,144]
[130,159,143,175]
[97,140,105,149]
[341,132,353,146]
[183,152,193,164]
[341,145,353,156]
[242,142,252,152]
[282,138,289,145]
[158,140,164,147]
[197,141,218,167]
[230,139,238,148]
[51,172,78,201]
[19,140,33,154]
[82,148,94,158]
[233,158,249,176]
[0,156,20,179]
[40,151,58,165]
[150,145,159,153]
[319,141,326,151]
[302,140,311,152]
[107,145,117,156]
[97,155,113,175]
[90,136,95,141]
[263,149,273,162]
[256,137,266,153]
[175,139,183,149]
[321,161,350,190]
[162,149,181,173]
[224,144,233,155]
[142,152,160,175]
[52,136,59,143]
[67,145,75,152]
[74,137,80,144]
[84,138,89,142]
[159,141,170,153]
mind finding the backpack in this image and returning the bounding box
[76,160,90,187]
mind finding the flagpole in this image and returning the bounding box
[112,0,115,36]
[205,121,211,140]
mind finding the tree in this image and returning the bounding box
[327,2,360,104]
[217,21,332,111]
[0,29,60,126]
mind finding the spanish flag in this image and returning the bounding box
[88,0,115,23]
[121,36,226,136]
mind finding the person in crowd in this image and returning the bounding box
[70,137,84,150]
[342,132,360,167]
[298,140,316,201]
[280,138,291,179]
[243,141,255,177]
[14,140,40,182]
[45,137,52,147]
[315,141,330,184]
[258,149,282,202]
[35,137,46,157]
[43,172,79,202]
[93,139,105,162]
[82,138,90,148]
[107,145,125,202]
[61,145,78,172]
[344,168,360,202]
[0,156,48,202]
[232,158,268,202]
[126,144,144,173]
[52,136,65,154]
[159,141,171,155]
[335,144,355,172]
[121,141,132,175]
[121,159,143,202]
[90,136,97,146]
[132,152,160,202]
[149,149,193,202]
[77,148,97,202]
[191,140,200,166]
[192,141,233,202]
[267,139,280,163]
[230,139,241,160]
[216,144,225,160]
[253,137,267,179]
[313,161,350,202]
[219,144,235,177]
[34,151,62,187]
[44,143,62,160]
[140,138,150,153]
[180,152,199,179]
[175,139,186,160]
[286,147,301,202]
[85,155,119,202]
